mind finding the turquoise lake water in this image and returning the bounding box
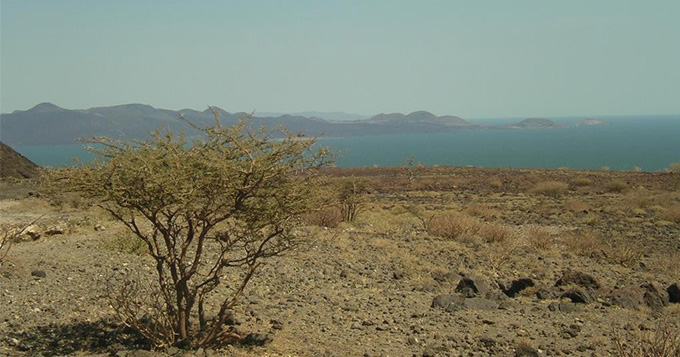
[13,115,680,172]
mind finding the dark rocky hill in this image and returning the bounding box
[0,142,40,179]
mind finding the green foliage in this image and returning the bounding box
[46,114,331,348]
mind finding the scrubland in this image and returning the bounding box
[1,166,679,356]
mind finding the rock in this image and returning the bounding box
[560,288,595,304]
[536,288,557,300]
[44,223,67,236]
[241,333,272,346]
[393,270,405,280]
[271,320,284,330]
[20,224,41,241]
[431,294,465,312]
[561,324,581,338]
[548,302,582,313]
[555,271,600,290]
[479,336,496,347]
[224,313,240,326]
[407,336,420,345]
[455,277,489,298]
[502,278,535,297]
[667,283,680,303]
[432,270,458,283]
[463,297,498,311]
[31,270,46,278]
[607,287,644,309]
[515,344,539,357]
[642,282,670,311]
[94,224,106,231]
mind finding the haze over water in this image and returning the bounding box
[15,115,680,172]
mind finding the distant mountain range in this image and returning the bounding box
[0,103,588,146]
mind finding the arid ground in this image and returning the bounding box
[1,167,679,356]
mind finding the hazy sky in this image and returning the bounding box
[1,1,679,118]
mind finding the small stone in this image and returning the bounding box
[407,336,420,345]
[515,344,539,357]
[271,320,284,330]
[31,270,46,278]
[94,224,106,231]
[241,333,272,346]
[44,223,67,235]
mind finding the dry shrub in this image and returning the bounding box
[531,181,569,197]
[104,233,149,255]
[602,240,646,268]
[479,223,512,244]
[563,199,590,212]
[487,238,521,271]
[525,226,554,251]
[660,206,680,223]
[614,320,680,357]
[426,211,481,240]
[571,177,593,187]
[465,203,501,220]
[605,180,628,193]
[562,229,602,257]
[666,162,680,173]
[303,207,343,228]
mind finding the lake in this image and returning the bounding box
[13,115,680,172]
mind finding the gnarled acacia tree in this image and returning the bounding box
[47,112,331,348]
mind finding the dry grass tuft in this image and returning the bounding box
[465,203,502,220]
[303,207,343,228]
[426,211,482,240]
[660,206,680,223]
[605,180,628,193]
[562,229,602,257]
[525,226,554,251]
[563,199,591,212]
[614,320,680,357]
[531,181,569,197]
[602,239,646,268]
[479,223,513,244]
[571,177,593,187]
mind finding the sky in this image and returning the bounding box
[1,0,679,118]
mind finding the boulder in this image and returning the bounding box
[455,277,490,298]
[555,271,600,289]
[667,283,680,303]
[607,287,645,310]
[560,288,595,304]
[502,278,535,297]
[463,297,498,311]
[431,294,465,312]
[642,282,669,311]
